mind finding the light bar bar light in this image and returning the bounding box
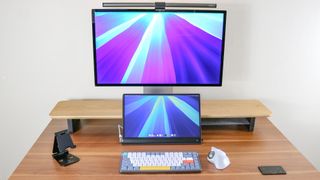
[102,2,217,9]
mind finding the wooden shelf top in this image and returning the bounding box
[49,99,271,119]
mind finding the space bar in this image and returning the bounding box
[140,166,171,171]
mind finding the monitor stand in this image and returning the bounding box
[143,87,173,94]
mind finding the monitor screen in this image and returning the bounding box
[123,94,201,143]
[92,10,226,86]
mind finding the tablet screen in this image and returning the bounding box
[122,94,201,144]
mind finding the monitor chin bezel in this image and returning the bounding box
[121,137,202,144]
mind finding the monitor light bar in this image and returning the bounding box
[102,2,217,9]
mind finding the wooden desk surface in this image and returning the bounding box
[49,99,272,119]
[11,118,319,179]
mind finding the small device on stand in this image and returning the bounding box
[52,129,80,166]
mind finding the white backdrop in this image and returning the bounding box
[1,0,319,179]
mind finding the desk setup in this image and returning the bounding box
[9,3,320,179]
[10,98,320,179]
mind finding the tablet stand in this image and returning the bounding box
[52,129,80,166]
[118,124,123,143]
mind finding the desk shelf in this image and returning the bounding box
[50,99,271,133]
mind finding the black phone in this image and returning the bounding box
[258,166,286,175]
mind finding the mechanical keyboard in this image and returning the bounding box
[120,151,202,173]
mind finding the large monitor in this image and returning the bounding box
[92,9,226,86]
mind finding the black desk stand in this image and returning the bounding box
[52,129,80,166]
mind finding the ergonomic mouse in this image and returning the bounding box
[207,147,230,169]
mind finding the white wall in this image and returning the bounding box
[1,0,319,179]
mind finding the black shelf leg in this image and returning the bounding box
[247,117,256,131]
[67,119,81,133]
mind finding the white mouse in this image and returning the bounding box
[207,147,230,169]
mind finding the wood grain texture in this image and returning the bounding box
[10,118,319,179]
[49,99,272,119]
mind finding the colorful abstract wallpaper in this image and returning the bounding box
[93,11,225,85]
[123,95,200,138]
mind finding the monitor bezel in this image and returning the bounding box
[122,93,202,144]
[92,9,227,86]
